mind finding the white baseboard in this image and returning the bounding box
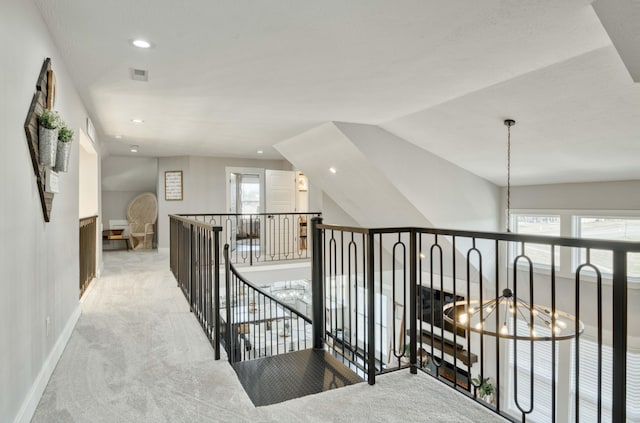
[13,304,82,423]
[157,247,169,254]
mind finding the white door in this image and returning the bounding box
[265,170,296,259]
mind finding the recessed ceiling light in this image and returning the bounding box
[130,145,139,153]
[131,119,144,124]
[329,167,337,174]
[257,150,263,154]
[115,135,123,139]
[132,39,152,49]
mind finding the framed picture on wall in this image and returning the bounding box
[164,170,183,201]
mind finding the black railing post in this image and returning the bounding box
[189,223,194,312]
[409,229,417,374]
[311,217,325,350]
[366,231,376,385]
[249,215,253,266]
[612,249,627,423]
[224,244,232,363]
[214,230,221,360]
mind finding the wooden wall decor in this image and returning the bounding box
[24,58,55,222]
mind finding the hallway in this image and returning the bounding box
[32,251,505,422]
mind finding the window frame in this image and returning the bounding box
[508,209,640,287]
[573,215,640,281]
[510,213,562,270]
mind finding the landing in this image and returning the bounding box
[233,349,363,406]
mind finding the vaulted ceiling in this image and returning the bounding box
[34,0,640,186]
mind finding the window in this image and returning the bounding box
[507,319,562,422]
[507,329,640,422]
[512,215,561,267]
[569,338,640,422]
[238,174,260,214]
[576,217,640,278]
[356,287,388,361]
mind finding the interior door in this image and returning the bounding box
[265,170,296,259]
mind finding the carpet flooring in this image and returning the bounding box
[32,250,507,423]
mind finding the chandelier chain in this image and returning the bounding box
[507,123,511,232]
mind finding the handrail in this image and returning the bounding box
[181,212,321,266]
[169,214,222,359]
[318,223,640,251]
[180,212,320,217]
[80,214,99,220]
[169,214,222,232]
[228,261,312,324]
[224,243,312,363]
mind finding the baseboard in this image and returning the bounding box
[157,247,169,254]
[80,277,98,304]
[13,304,82,423]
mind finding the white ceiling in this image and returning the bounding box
[34,0,640,186]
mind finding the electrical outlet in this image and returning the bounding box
[46,317,50,337]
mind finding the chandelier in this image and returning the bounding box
[441,119,584,341]
[442,288,584,341]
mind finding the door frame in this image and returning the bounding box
[225,167,265,214]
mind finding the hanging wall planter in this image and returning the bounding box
[54,124,74,172]
[24,58,58,222]
[37,108,60,167]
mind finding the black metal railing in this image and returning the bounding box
[169,215,222,359]
[179,212,320,265]
[223,244,312,363]
[79,215,97,298]
[310,217,639,423]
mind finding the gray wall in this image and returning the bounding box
[0,1,101,421]
[157,156,291,248]
[102,191,146,226]
[101,156,158,228]
[506,179,640,211]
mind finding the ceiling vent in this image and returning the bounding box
[130,68,149,82]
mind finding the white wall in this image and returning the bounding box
[78,136,99,218]
[0,1,100,421]
[320,192,359,227]
[276,122,431,228]
[157,156,291,248]
[336,122,501,231]
[276,122,500,231]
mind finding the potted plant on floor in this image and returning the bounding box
[54,123,74,172]
[37,108,60,167]
[472,376,495,404]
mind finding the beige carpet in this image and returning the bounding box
[32,250,507,423]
